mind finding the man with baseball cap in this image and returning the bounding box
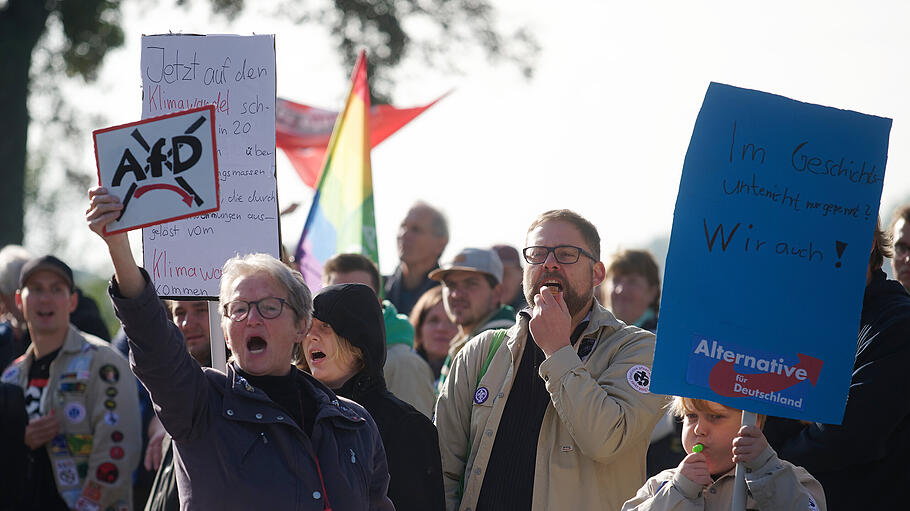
[430,248,516,388]
[1,255,140,510]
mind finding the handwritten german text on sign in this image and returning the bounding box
[651,83,891,424]
[140,34,278,299]
[94,106,219,235]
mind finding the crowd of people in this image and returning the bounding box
[0,187,908,510]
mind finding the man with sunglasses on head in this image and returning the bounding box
[435,210,666,511]
[429,248,516,390]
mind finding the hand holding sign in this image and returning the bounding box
[85,187,124,239]
[731,424,768,465]
[93,105,220,234]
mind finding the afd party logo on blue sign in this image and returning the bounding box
[686,336,823,411]
[94,105,220,234]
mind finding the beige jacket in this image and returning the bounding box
[621,446,826,511]
[384,343,437,417]
[2,326,141,510]
[437,305,517,395]
[435,303,666,511]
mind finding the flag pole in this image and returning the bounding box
[731,410,758,511]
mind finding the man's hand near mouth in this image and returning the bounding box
[530,285,572,357]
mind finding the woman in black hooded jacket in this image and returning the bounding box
[303,283,444,511]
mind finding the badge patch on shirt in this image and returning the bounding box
[60,489,81,508]
[56,459,80,487]
[105,387,118,397]
[626,365,652,393]
[67,434,93,456]
[110,446,124,459]
[60,382,87,393]
[808,495,818,510]
[104,399,117,410]
[64,402,87,423]
[60,371,91,381]
[96,462,119,484]
[111,431,124,442]
[104,411,119,426]
[50,434,72,457]
[2,365,19,383]
[74,496,100,511]
[67,355,93,374]
[473,386,489,404]
[99,365,119,384]
[82,481,102,502]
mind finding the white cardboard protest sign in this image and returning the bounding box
[94,105,220,235]
[139,34,278,299]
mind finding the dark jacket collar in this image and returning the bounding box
[334,369,387,403]
[222,362,366,424]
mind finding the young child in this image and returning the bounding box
[621,397,826,510]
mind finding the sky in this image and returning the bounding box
[28,0,910,278]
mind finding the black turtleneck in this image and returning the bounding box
[239,368,317,438]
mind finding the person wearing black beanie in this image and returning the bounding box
[305,283,444,511]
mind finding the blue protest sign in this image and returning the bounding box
[651,82,891,424]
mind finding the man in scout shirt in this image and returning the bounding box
[435,210,665,511]
[1,255,141,511]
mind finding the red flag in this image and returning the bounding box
[277,93,449,187]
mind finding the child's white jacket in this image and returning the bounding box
[621,446,826,511]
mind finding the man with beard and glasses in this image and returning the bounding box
[435,210,666,511]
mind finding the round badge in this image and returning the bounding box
[63,402,87,423]
[96,462,119,484]
[104,399,117,410]
[110,446,124,459]
[104,411,119,426]
[99,364,119,384]
[111,431,124,442]
[105,387,118,397]
[626,364,652,394]
[473,386,489,405]
[2,366,20,382]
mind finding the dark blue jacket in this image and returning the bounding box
[765,269,910,510]
[110,273,394,511]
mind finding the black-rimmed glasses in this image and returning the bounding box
[223,297,288,322]
[522,245,596,265]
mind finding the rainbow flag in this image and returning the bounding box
[296,51,377,290]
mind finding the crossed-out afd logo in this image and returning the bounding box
[113,114,208,216]
[94,105,219,234]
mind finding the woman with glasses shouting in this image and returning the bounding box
[86,186,394,511]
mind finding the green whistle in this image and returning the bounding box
[692,443,704,453]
